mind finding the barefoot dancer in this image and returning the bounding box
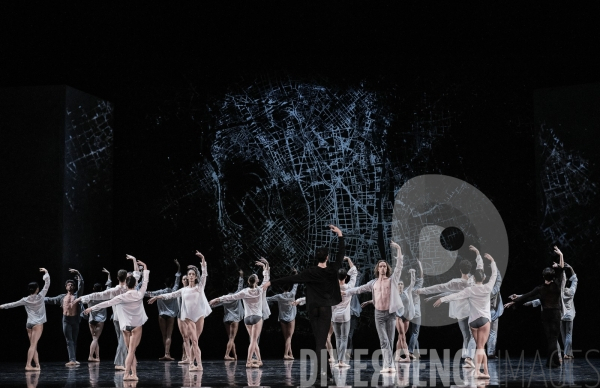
[0,268,50,370]
[330,256,358,367]
[343,240,404,374]
[74,256,140,370]
[176,273,189,363]
[85,268,113,362]
[44,268,84,367]
[408,259,424,359]
[211,270,245,360]
[145,259,181,361]
[417,245,483,367]
[266,269,298,359]
[395,269,416,362]
[148,251,211,371]
[210,262,270,368]
[85,257,149,381]
[434,253,498,379]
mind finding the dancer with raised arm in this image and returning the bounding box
[266,269,298,360]
[44,268,84,367]
[433,253,498,379]
[559,263,577,359]
[84,257,149,381]
[73,256,140,370]
[210,262,270,368]
[262,225,345,381]
[148,251,211,371]
[418,245,483,367]
[343,240,403,374]
[395,269,416,361]
[212,270,245,360]
[330,256,358,367]
[408,259,424,359]
[85,268,113,362]
[145,259,181,361]
[0,268,50,370]
[506,247,570,367]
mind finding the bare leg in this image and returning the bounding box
[194,317,205,369]
[472,323,491,378]
[395,318,409,361]
[224,322,238,360]
[123,327,143,381]
[164,317,174,360]
[158,316,167,360]
[326,322,334,362]
[281,320,295,359]
[186,319,202,371]
[245,320,263,366]
[177,319,191,363]
[88,322,104,361]
[26,325,43,370]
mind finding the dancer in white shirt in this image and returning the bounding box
[84,257,149,381]
[212,270,245,360]
[0,268,50,370]
[210,261,269,368]
[330,256,357,367]
[433,253,498,379]
[85,268,112,362]
[148,251,211,371]
[266,269,298,360]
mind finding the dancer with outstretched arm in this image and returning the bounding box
[262,225,345,382]
[266,270,298,360]
[84,268,113,362]
[84,258,149,381]
[0,268,50,370]
[212,270,245,360]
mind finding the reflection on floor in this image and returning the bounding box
[0,357,598,387]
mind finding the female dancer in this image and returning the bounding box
[85,268,112,362]
[433,253,497,379]
[144,259,181,361]
[209,261,269,368]
[84,257,149,381]
[505,246,565,368]
[266,269,298,359]
[212,270,245,360]
[0,268,50,370]
[330,256,357,367]
[176,273,189,363]
[148,251,211,371]
[343,241,404,373]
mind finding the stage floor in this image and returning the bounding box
[0,357,597,387]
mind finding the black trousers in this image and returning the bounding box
[541,308,561,367]
[308,305,332,376]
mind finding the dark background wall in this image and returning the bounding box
[0,3,599,362]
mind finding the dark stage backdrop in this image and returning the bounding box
[1,78,598,362]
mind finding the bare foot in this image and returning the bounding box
[65,361,77,367]
[88,357,100,362]
[246,362,254,368]
[224,356,235,360]
[25,365,39,371]
[399,357,411,363]
[283,355,293,360]
[178,360,191,364]
[476,373,490,379]
[115,365,126,370]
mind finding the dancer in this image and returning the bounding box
[330,256,358,367]
[148,251,211,371]
[408,259,423,359]
[487,265,503,359]
[343,240,404,374]
[266,270,298,359]
[505,246,565,368]
[145,259,181,361]
[84,258,149,381]
[210,261,270,367]
[176,273,189,363]
[559,263,577,359]
[417,245,483,367]
[44,268,84,367]
[347,267,363,360]
[433,252,498,379]
[263,224,345,381]
[212,270,245,360]
[0,268,50,370]
[84,268,113,362]
[74,255,140,370]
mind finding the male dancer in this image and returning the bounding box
[263,224,345,382]
[44,268,84,367]
[418,245,482,367]
[73,255,140,370]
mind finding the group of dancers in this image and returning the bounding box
[0,225,578,381]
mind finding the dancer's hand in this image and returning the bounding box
[255,261,265,268]
[83,308,91,315]
[147,296,160,304]
[390,240,401,255]
[553,246,563,257]
[408,268,416,273]
[433,298,443,307]
[174,259,180,269]
[341,290,347,297]
[68,268,80,274]
[469,245,480,255]
[484,253,494,262]
[137,260,147,270]
[239,269,244,277]
[126,254,136,261]
[209,298,220,306]
[360,300,372,308]
[508,294,519,300]
[290,300,301,306]
[329,225,343,237]
[504,301,515,309]
[39,268,48,274]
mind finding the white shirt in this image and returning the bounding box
[419,254,483,319]
[80,271,141,322]
[160,263,211,322]
[90,270,150,330]
[441,262,498,323]
[331,266,358,323]
[2,273,50,326]
[266,284,298,322]
[220,287,264,318]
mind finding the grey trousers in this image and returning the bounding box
[62,315,80,362]
[374,309,396,368]
[332,320,351,363]
[487,318,499,356]
[560,320,573,357]
[457,317,476,359]
[113,320,127,366]
[408,316,421,354]
[347,315,359,357]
